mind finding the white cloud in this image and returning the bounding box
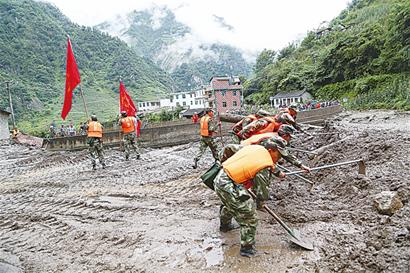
[44,0,350,52]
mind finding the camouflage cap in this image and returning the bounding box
[255,109,271,117]
[278,124,296,137]
[281,113,295,124]
[288,103,298,111]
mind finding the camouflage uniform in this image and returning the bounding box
[214,166,272,247]
[238,118,272,140]
[123,131,140,160]
[275,111,302,131]
[194,115,219,162]
[231,116,258,144]
[87,137,105,168]
[120,116,140,160]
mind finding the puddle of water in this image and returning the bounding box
[202,237,224,267]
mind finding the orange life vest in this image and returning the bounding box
[223,145,273,184]
[200,116,210,137]
[255,116,278,134]
[240,132,282,163]
[121,117,135,134]
[288,109,297,119]
[87,121,103,138]
[232,114,257,134]
[241,132,277,146]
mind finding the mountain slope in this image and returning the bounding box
[245,0,410,110]
[96,6,252,90]
[0,0,175,134]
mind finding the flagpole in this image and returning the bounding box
[79,83,89,119]
[118,79,123,149]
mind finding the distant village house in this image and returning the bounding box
[272,90,313,107]
[0,108,11,140]
[206,76,242,113]
[137,76,242,116]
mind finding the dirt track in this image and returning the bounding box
[0,110,409,273]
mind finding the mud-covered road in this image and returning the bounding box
[1,110,409,273]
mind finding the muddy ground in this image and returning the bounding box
[0,110,409,273]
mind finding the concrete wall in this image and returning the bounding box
[45,105,342,151]
[0,112,10,140]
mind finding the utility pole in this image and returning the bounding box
[5,81,16,128]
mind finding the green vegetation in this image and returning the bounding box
[144,106,185,123]
[245,0,410,110]
[0,0,175,134]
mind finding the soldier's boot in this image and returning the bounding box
[219,222,238,233]
[192,158,198,169]
[125,154,129,161]
[92,164,97,171]
[240,244,258,257]
[136,153,140,160]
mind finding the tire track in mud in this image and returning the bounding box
[0,142,221,272]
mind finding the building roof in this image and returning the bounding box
[210,76,242,90]
[272,90,310,99]
[0,108,11,115]
[180,108,207,117]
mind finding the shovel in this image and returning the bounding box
[277,165,315,192]
[287,147,318,155]
[247,190,314,251]
[284,159,366,176]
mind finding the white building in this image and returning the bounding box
[137,100,161,112]
[0,108,11,140]
[272,91,313,108]
[166,89,209,109]
[138,89,209,113]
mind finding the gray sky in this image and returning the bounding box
[45,0,350,52]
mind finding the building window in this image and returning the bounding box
[195,100,198,105]
[182,94,186,99]
[233,91,237,96]
[176,95,179,99]
[183,101,186,106]
[222,102,227,107]
[177,102,180,107]
[233,101,237,107]
[190,101,193,105]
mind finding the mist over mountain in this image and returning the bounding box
[96,6,253,90]
[0,0,175,133]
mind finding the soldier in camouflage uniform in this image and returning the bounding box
[215,125,310,257]
[86,115,106,170]
[237,115,279,140]
[275,104,303,132]
[193,109,219,169]
[231,109,271,144]
[119,111,140,161]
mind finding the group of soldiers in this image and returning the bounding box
[85,111,141,170]
[195,105,311,257]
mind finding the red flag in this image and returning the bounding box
[136,119,141,137]
[61,37,81,120]
[119,81,137,117]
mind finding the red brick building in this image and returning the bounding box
[206,76,242,114]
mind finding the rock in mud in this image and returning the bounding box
[373,191,404,216]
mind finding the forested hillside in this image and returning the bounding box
[96,6,252,91]
[245,0,410,110]
[0,0,175,134]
